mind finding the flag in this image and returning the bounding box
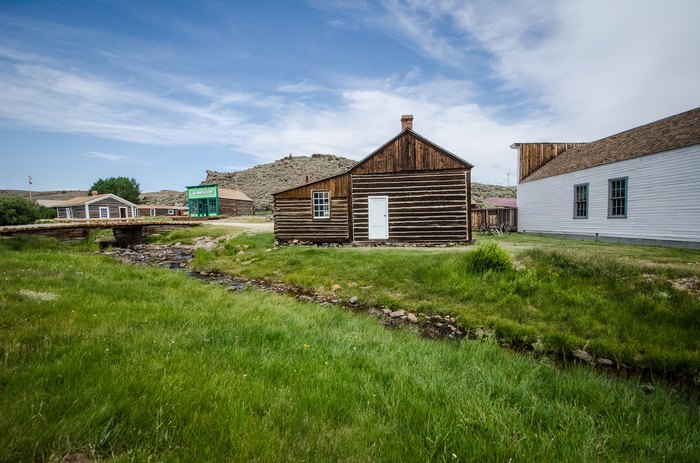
[28,175,33,185]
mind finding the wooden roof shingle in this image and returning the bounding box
[521,107,700,182]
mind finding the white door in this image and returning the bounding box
[368,196,388,240]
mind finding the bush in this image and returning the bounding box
[464,242,512,273]
[0,196,53,225]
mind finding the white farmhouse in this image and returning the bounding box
[512,107,700,248]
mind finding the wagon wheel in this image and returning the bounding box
[500,222,511,235]
[478,221,490,234]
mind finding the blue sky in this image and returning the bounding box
[1,0,699,192]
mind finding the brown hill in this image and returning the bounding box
[139,190,188,207]
[204,154,516,211]
[204,154,357,211]
[0,190,88,200]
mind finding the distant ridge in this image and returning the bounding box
[1,155,517,212]
[204,154,357,211]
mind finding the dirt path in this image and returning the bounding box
[203,219,274,233]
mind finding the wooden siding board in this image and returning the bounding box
[352,170,469,242]
[87,197,134,219]
[219,198,254,216]
[352,132,469,175]
[273,174,350,200]
[517,144,700,243]
[274,198,349,242]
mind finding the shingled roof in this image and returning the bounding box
[521,107,700,183]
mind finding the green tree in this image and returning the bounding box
[0,196,53,225]
[89,177,141,204]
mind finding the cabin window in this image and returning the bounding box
[608,177,628,218]
[312,191,330,219]
[573,183,588,219]
[99,207,110,219]
[168,209,175,215]
[65,208,73,219]
[150,209,156,216]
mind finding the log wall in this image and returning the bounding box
[274,197,349,242]
[352,131,466,175]
[517,143,587,182]
[352,171,469,243]
[219,198,254,216]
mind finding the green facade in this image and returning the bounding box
[187,184,219,217]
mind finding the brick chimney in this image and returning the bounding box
[401,114,414,131]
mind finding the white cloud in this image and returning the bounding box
[87,151,124,162]
[86,150,150,166]
[352,0,700,140]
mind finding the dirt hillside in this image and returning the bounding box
[204,154,357,211]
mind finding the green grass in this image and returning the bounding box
[192,233,700,376]
[145,225,243,245]
[1,242,699,461]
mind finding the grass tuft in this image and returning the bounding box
[462,242,512,273]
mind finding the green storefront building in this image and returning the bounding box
[186,184,219,217]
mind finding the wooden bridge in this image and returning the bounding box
[0,220,201,247]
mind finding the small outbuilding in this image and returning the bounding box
[136,205,188,217]
[273,115,474,244]
[53,192,137,220]
[186,184,254,217]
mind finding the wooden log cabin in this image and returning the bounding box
[273,115,474,244]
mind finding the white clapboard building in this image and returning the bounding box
[512,107,700,248]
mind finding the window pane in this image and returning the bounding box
[313,191,330,218]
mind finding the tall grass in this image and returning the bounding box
[1,245,699,461]
[193,233,700,375]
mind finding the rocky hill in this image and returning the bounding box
[472,183,516,208]
[139,190,187,206]
[204,153,516,211]
[204,154,357,211]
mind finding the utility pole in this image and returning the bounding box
[28,175,33,201]
[506,172,511,187]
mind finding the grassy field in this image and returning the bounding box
[192,233,700,377]
[1,237,699,461]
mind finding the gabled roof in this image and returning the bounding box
[521,107,700,182]
[273,128,472,196]
[219,188,253,201]
[53,193,137,207]
[36,199,65,208]
[349,129,474,173]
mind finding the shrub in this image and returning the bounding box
[464,242,512,273]
[0,196,53,225]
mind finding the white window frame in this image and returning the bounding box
[65,207,73,219]
[150,208,157,217]
[168,209,175,215]
[99,206,110,219]
[312,190,330,219]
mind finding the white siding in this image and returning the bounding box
[518,144,700,243]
